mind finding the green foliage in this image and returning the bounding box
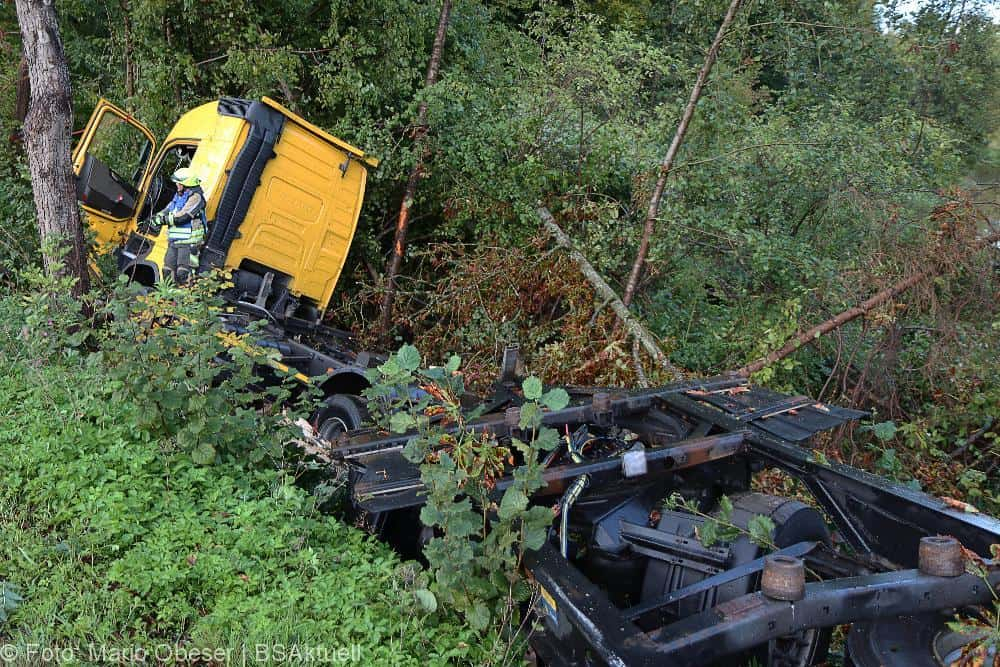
[364,349,563,648]
[888,1,1000,165]
[0,159,40,288]
[944,544,1000,659]
[665,493,776,550]
[871,421,899,442]
[4,0,997,645]
[0,274,484,662]
[0,3,994,661]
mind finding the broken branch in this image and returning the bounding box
[734,231,1000,377]
[538,206,684,382]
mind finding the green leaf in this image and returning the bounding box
[534,427,561,452]
[467,601,491,631]
[402,437,426,463]
[498,486,528,520]
[511,579,533,602]
[663,492,684,510]
[422,367,445,381]
[446,501,482,539]
[518,403,541,430]
[540,387,570,411]
[522,376,543,400]
[379,357,401,377]
[872,421,897,441]
[390,411,416,434]
[187,416,206,435]
[717,495,733,520]
[414,588,437,613]
[420,504,444,528]
[397,345,421,372]
[445,355,462,373]
[698,520,719,547]
[747,515,776,547]
[191,442,216,465]
[521,506,554,551]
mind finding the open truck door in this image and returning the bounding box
[72,100,157,248]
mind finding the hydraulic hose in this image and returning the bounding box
[559,433,590,558]
[559,474,589,558]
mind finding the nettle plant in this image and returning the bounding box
[363,346,567,635]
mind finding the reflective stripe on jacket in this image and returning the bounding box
[168,221,206,245]
[164,186,207,246]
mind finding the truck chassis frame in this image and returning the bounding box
[324,354,999,666]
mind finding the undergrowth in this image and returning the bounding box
[330,211,999,514]
[0,266,485,663]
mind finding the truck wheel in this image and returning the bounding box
[846,613,994,666]
[314,394,368,441]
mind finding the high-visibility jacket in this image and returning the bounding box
[162,186,207,246]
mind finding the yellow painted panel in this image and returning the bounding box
[261,97,378,167]
[159,102,247,221]
[226,111,368,311]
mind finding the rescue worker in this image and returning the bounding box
[152,167,207,284]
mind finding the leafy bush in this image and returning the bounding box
[0,274,485,662]
[363,346,569,655]
[0,157,40,287]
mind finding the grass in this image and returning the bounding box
[0,304,486,665]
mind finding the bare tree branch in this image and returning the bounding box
[379,0,453,346]
[538,206,683,382]
[622,0,744,307]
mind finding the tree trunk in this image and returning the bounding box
[119,0,134,98]
[621,0,743,307]
[378,0,453,346]
[733,231,1000,377]
[15,0,90,296]
[538,207,684,382]
[15,56,30,123]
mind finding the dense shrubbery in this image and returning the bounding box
[0,0,996,650]
[0,158,40,286]
[0,272,485,663]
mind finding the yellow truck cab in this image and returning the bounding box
[72,97,378,325]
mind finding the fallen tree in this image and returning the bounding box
[735,229,1000,377]
[538,206,684,382]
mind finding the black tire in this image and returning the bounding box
[847,613,994,667]
[314,394,368,441]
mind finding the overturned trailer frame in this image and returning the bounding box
[327,354,1000,666]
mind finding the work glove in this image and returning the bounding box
[143,212,167,235]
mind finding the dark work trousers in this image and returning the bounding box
[164,242,192,284]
